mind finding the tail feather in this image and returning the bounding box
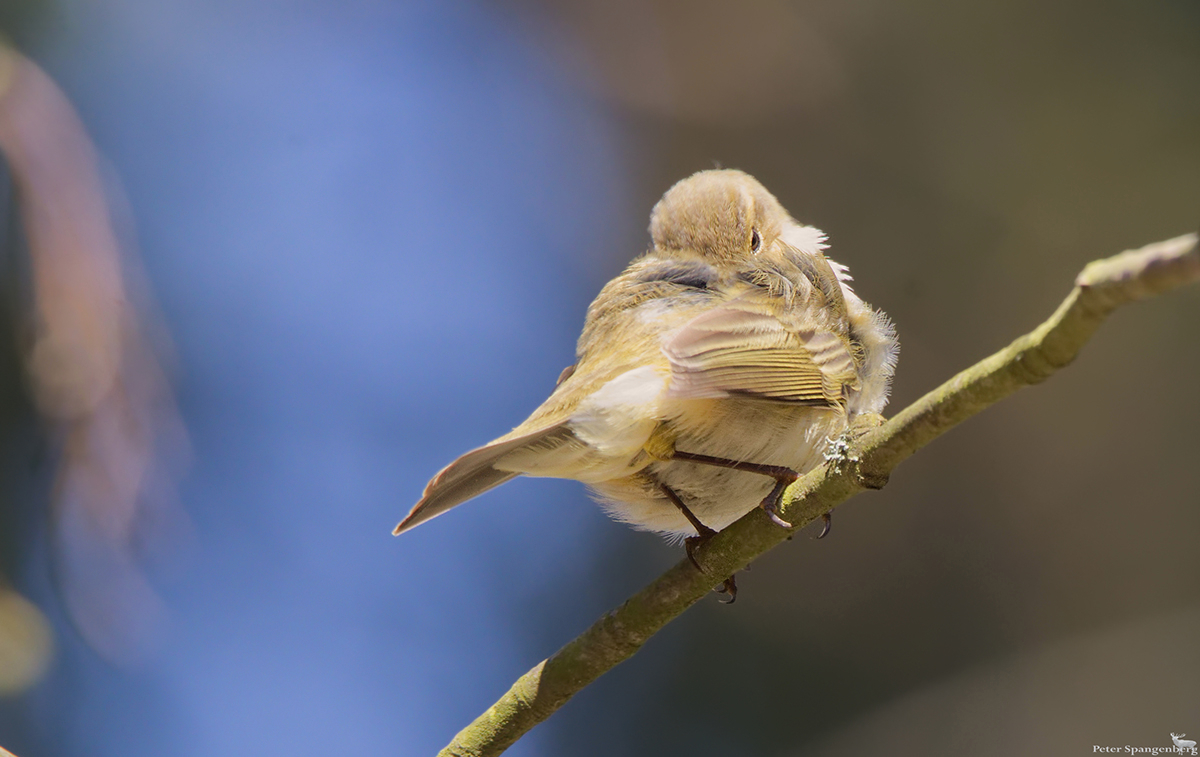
[394,424,570,535]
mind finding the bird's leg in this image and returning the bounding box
[670,450,797,529]
[659,483,737,603]
[659,483,716,570]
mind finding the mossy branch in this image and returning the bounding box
[438,232,1200,757]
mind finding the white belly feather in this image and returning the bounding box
[589,398,847,537]
[500,363,848,537]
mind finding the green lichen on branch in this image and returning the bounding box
[438,232,1200,757]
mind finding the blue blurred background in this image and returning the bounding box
[1,1,1198,755]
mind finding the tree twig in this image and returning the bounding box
[437,232,1200,757]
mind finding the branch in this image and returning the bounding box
[438,232,1200,757]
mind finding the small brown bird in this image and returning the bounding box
[395,170,897,563]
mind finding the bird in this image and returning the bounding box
[395,169,898,591]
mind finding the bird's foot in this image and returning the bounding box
[683,523,719,572]
[759,477,795,529]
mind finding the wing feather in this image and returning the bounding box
[664,299,860,405]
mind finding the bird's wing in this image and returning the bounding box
[394,423,575,534]
[663,297,860,406]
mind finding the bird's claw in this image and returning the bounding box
[716,575,737,604]
[816,512,832,539]
[685,529,739,604]
[759,478,793,529]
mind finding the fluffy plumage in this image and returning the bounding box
[396,169,898,538]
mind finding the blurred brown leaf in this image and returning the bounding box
[0,43,187,665]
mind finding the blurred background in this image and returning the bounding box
[0,0,1197,755]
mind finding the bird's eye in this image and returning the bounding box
[750,229,762,253]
